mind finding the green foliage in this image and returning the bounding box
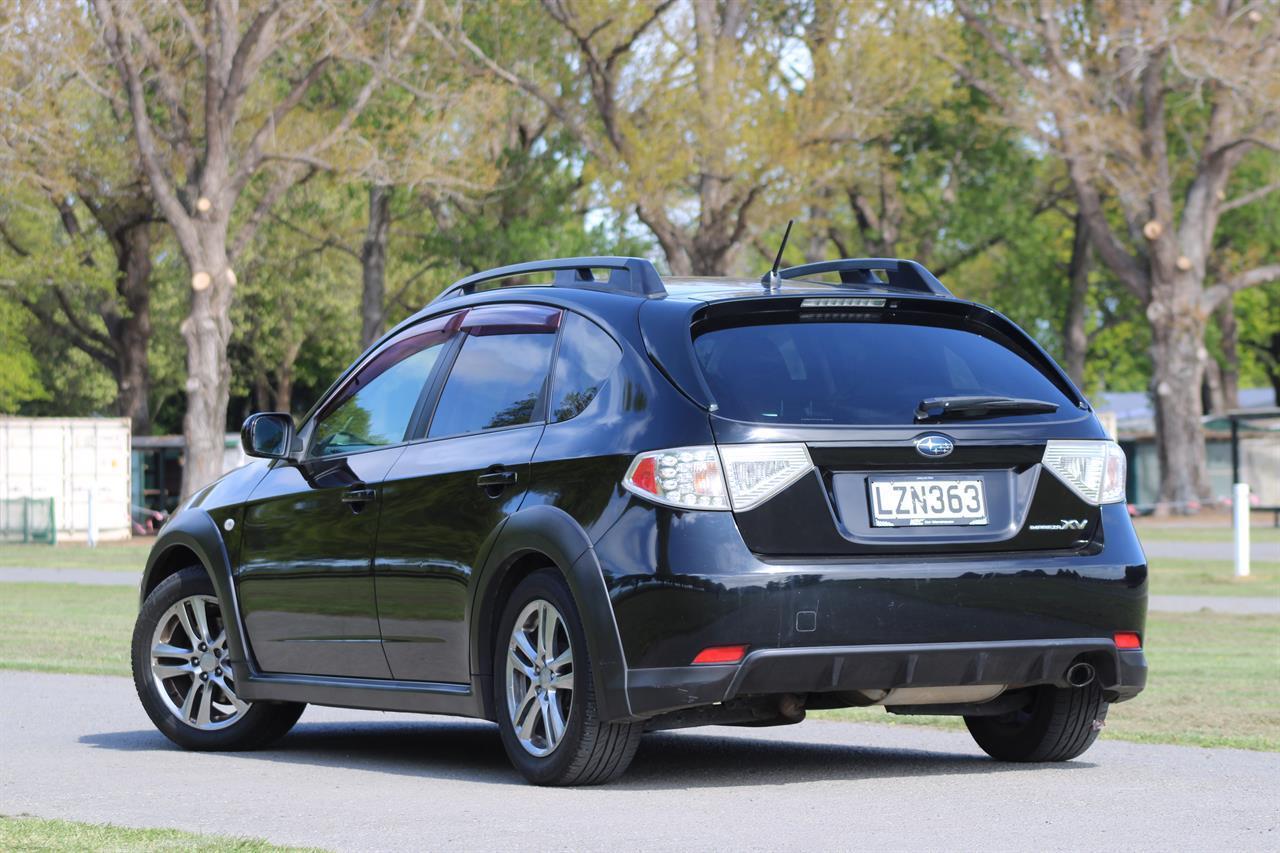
[0,299,45,411]
[416,136,651,286]
[2,0,1277,431]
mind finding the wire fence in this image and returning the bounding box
[0,497,57,544]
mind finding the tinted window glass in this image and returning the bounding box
[550,313,622,422]
[428,332,556,438]
[693,321,1073,425]
[311,335,445,457]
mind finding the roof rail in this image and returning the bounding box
[432,256,666,303]
[779,258,951,296]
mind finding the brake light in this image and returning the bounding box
[1041,440,1127,505]
[622,444,814,511]
[1114,631,1141,650]
[623,446,729,509]
[692,645,748,665]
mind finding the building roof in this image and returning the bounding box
[1094,387,1278,438]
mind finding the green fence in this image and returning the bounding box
[0,497,57,544]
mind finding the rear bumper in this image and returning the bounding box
[593,502,1148,720]
[626,639,1148,718]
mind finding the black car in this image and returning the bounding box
[132,255,1147,785]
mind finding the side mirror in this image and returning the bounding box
[241,412,297,460]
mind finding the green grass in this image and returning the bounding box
[1134,522,1280,544]
[1148,557,1280,597]
[816,611,1280,751]
[5,582,1278,751]
[0,540,152,572]
[0,815,323,851]
[0,583,135,676]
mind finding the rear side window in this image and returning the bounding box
[550,313,623,422]
[693,320,1074,425]
[428,332,556,438]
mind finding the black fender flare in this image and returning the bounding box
[140,509,255,678]
[469,504,635,722]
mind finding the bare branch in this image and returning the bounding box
[14,292,118,371]
[221,2,283,124]
[266,212,359,260]
[422,17,605,160]
[0,219,31,257]
[1220,180,1280,213]
[1205,264,1280,308]
[93,0,195,254]
[170,3,207,55]
[231,55,334,194]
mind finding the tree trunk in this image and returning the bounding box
[1202,359,1225,415]
[1061,211,1090,388]
[252,372,272,414]
[274,366,294,415]
[112,220,152,435]
[178,226,234,500]
[1260,331,1280,403]
[1217,296,1239,411]
[805,202,829,264]
[360,183,391,350]
[1148,291,1213,514]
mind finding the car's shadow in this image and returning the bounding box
[81,717,1094,789]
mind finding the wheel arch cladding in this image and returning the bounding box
[470,504,636,722]
[140,509,252,673]
[141,542,204,601]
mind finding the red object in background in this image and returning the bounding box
[692,644,749,665]
[1113,631,1142,649]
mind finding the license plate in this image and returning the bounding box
[869,477,988,527]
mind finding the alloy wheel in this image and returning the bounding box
[150,594,249,730]
[505,598,574,757]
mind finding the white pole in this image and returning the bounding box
[86,488,98,549]
[1233,482,1250,578]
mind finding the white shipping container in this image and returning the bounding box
[0,417,132,542]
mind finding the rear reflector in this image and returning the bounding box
[691,645,748,665]
[1114,631,1141,650]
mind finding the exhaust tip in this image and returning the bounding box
[1065,661,1096,688]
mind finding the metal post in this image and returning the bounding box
[86,489,98,548]
[1233,482,1250,578]
[1230,416,1240,486]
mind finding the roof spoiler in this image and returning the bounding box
[780,258,951,297]
[433,256,666,303]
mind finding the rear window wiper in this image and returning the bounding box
[915,395,1059,422]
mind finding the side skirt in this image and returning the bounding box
[237,670,489,718]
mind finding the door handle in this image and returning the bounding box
[476,470,518,488]
[341,487,377,504]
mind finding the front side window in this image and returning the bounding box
[310,331,447,457]
[550,313,622,422]
[428,331,557,439]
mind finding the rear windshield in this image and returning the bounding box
[693,319,1074,425]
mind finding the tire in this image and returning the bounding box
[965,681,1109,762]
[132,566,305,751]
[493,568,642,785]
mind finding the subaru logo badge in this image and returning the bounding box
[915,434,954,458]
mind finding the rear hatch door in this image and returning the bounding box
[689,296,1107,557]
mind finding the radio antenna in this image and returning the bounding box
[760,219,794,291]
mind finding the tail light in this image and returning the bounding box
[623,446,729,509]
[622,443,814,512]
[1041,440,1126,505]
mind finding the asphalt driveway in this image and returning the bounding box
[2,671,1276,851]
